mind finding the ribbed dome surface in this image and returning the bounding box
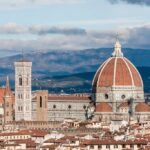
[92,42,143,88]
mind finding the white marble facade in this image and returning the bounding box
[15,61,32,121]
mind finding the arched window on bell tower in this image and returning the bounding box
[19,76,22,86]
[40,96,42,108]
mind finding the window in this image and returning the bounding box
[121,94,126,99]
[98,145,102,149]
[130,145,134,148]
[105,94,109,99]
[90,145,94,149]
[122,144,125,148]
[19,77,22,86]
[53,105,56,109]
[40,96,42,107]
[114,145,118,148]
[83,105,86,109]
[137,144,141,148]
[68,105,71,109]
[68,105,71,115]
[106,145,110,149]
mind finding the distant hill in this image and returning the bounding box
[0,48,149,79]
[0,47,149,93]
[32,67,150,94]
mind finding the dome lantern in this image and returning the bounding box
[112,40,123,57]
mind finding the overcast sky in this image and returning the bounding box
[1,0,150,55]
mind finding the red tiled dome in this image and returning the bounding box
[135,103,150,112]
[96,102,113,112]
[92,41,143,88]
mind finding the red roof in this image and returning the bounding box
[0,88,5,103]
[81,139,147,145]
[48,94,91,102]
[16,59,31,62]
[96,102,113,112]
[19,129,48,137]
[135,103,150,112]
[92,57,143,88]
[0,87,15,104]
[0,129,48,137]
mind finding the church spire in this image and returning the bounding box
[112,40,124,57]
[6,76,9,89]
[5,76,10,96]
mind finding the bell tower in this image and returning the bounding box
[14,60,32,121]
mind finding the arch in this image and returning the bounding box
[40,96,42,108]
[19,76,22,86]
[105,94,109,99]
[53,104,56,109]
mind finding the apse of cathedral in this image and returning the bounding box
[0,40,149,123]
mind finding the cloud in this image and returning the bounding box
[108,0,150,6]
[29,26,87,35]
[0,23,150,51]
[0,0,82,8]
[0,23,86,35]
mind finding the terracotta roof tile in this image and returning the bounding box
[92,57,143,88]
[0,88,15,104]
[48,94,91,101]
[135,103,150,112]
[96,102,113,112]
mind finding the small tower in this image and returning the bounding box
[33,90,48,121]
[3,76,14,123]
[14,60,32,121]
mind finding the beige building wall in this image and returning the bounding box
[33,90,48,121]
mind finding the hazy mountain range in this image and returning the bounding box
[0,47,149,93]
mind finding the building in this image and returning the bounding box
[15,60,32,121]
[0,77,14,124]
[12,40,150,122]
[32,92,91,121]
[32,90,48,121]
[92,40,150,122]
[14,61,91,121]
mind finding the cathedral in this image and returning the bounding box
[0,40,149,123]
[93,40,150,122]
